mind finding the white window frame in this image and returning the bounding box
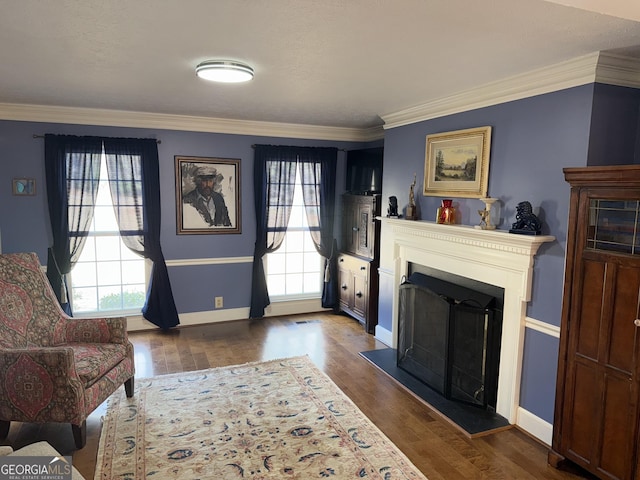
[68,153,150,317]
[265,166,323,301]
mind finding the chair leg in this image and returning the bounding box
[125,376,135,398]
[0,420,9,439]
[72,421,86,449]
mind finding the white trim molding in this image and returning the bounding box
[126,298,328,332]
[126,308,249,331]
[594,52,640,89]
[525,316,561,338]
[0,102,384,142]
[517,407,553,446]
[166,256,253,267]
[374,324,393,348]
[264,298,330,317]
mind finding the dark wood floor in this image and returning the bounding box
[3,313,594,479]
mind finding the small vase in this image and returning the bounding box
[475,197,498,230]
[436,199,455,224]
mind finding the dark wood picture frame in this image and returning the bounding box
[175,156,241,235]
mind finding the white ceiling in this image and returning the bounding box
[1,0,639,134]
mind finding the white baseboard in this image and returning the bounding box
[516,406,553,446]
[374,325,393,347]
[126,307,251,331]
[264,298,329,317]
[126,299,328,331]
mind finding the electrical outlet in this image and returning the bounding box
[215,296,223,309]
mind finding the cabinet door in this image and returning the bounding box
[342,200,356,255]
[560,196,640,480]
[354,201,375,258]
[352,269,369,318]
[342,195,378,259]
[338,265,352,310]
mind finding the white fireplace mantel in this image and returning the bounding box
[377,217,555,424]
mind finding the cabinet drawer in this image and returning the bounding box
[338,254,369,276]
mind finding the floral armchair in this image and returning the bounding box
[0,252,135,449]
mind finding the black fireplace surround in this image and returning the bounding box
[397,272,503,411]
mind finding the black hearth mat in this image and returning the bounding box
[360,348,510,437]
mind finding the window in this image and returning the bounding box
[69,155,147,315]
[265,166,323,298]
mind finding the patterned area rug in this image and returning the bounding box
[95,356,427,479]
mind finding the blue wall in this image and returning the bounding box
[588,83,640,166]
[0,120,365,313]
[520,329,560,420]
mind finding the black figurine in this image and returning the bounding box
[509,201,542,235]
[388,196,399,217]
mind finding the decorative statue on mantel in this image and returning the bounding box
[406,174,418,220]
[475,197,497,230]
[509,201,542,235]
[387,196,399,218]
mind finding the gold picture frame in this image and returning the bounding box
[423,126,492,198]
[175,156,241,235]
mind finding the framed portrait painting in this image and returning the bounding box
[175,156,241,234]
[423,126,492,198]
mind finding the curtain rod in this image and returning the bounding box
[32,134,161,144]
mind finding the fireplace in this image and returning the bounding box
[378,218,554,423]
[397,272,503,410]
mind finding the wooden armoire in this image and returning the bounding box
[549,165,640,480]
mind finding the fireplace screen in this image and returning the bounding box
[397,273,502,409]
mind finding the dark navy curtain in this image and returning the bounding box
[45,134,179,329]
[103,138,179,330]
[45,135,103,315]
[249,145,338,319]
[249,146,298,318]
[298,147,338,309]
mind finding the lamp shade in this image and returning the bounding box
[195,60,254,83]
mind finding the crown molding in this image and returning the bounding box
[0,102,384,143]
[595,52,640,89]
[382,51,640,129]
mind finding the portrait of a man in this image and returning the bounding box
[175,157,241,234]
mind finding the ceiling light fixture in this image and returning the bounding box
[195,60,254,83]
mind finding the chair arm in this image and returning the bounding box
[63,317,129,344]
[0,348,85,422]
[0,347,79,378]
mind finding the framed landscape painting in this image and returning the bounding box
[423,126,492,198]
[175,156,241,234]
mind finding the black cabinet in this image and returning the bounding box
[338,194,380,333]
[341,194,380,259]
